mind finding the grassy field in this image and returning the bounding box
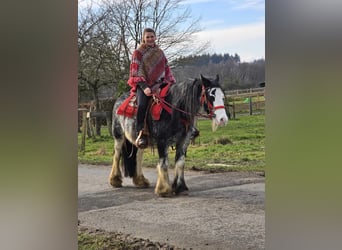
[78,114,265,172]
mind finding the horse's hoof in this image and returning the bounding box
[155,187,173,197]
[156,191,173,198]
[172,181,189,195]
[175,190,189,196]
[133,176,150,188]
[109,176,122,187]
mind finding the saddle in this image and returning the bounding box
[116,82,172,120]
[116,93,137,118]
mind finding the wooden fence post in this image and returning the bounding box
[105,111,112,136]
[232,100,236,119]
[80,109,87,153]
[88,112,96,141]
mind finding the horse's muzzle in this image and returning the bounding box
[218,117,228,126]
[214,110,229,127]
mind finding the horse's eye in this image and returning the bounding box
[209,89,216,96]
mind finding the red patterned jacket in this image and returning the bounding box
[127,43,176,92]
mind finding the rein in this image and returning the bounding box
[152,85,221,119]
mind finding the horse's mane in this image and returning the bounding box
[169,78,202,121]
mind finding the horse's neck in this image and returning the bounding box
[170,81,201,114]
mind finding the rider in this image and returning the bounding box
[127,28,176,148]
[127,28,199,149]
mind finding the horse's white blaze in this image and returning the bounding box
[211,88,228,131]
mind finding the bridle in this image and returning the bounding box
[199,86,226,119]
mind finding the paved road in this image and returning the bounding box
[78,164,265,250]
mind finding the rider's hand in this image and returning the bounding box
[144,87,152,96]
[137,82,151,96]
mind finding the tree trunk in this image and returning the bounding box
[92,85,102,136]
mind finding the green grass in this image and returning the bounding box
[228,95,265,104]
[78,114,265,172]
[78,231,133,250]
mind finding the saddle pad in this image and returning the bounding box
[151,82,172,120]
[116,94,137,118]
[116,83,172,120]
[151,102,162,120]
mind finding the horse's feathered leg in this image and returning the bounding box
[120,119,149,188]
[109,136,124,187]
[155,142,172,197]
[109,112,126,187]
[110,92,151,189]
[172,136,190,195]
[132,148,150,188]
[172,155,189,195]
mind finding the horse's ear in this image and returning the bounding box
[200,74,210,88]
[200,74,207,81]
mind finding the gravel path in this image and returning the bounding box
[78,164,265,249]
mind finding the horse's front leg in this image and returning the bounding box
[109,137,124,187]
[155,142,172,197]
[172,137,190,195]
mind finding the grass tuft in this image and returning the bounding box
[214,137,233,145]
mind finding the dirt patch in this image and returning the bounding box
[78,225,185,250]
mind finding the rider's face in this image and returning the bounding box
[144,32,156,46]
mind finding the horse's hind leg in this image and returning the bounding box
[132,149,150,188]
[109,137,124,187]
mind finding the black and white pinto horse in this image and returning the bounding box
[109,75,228,196]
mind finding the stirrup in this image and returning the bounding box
[135,130,148,149]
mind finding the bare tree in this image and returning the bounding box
[103,0,209,62]
[78,4,125,135]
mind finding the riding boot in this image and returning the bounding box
[135,130,148,149]
[135,87,149,149]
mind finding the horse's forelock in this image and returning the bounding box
[201,75,223,90]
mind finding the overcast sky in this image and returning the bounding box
[182,0,265,62]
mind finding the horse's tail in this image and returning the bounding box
[122,139,137,178]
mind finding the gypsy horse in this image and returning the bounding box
[109,75,228,196]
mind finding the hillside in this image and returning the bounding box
[172,53,265,90]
